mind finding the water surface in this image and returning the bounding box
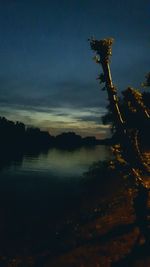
[0,145,114,254]
[0,145,111,221]
[1,145,110,178]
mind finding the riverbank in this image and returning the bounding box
[0,176,149,267]
[0,151,150,266]
[42,184,150,267]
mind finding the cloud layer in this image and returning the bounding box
[0,0,149,138]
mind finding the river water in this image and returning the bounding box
[0,145,110,177]
[0,145,113,252]
[0,145,111,213]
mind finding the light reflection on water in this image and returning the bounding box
[0,145,112,219]
[0,145,117,255]
[3,145,111,178]
[0,145,112,229]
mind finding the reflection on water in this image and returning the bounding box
[0,145,112,226]
[0,145,115,259]
[0,145,112,228]
[1,145,111,178]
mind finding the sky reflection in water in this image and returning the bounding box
[2,145,111,179]
[0,145,112,228]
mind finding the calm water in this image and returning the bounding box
[1,145,110,178]
[0,146,114,252]
[0,145,111,218]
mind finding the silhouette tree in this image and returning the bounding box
[142,72,150,87]
[89,37,150,181]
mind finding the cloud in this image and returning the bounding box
[0,76,108,110]
[0,104,109,138]
[0,0,149,139]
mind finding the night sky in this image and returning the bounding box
[0,0,149,139]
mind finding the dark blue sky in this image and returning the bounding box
[0,0,149,138]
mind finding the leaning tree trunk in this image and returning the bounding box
[89,38,150,182]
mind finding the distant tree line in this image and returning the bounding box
[0,116,101,152]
